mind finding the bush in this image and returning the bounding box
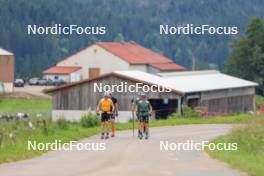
[169,106,200,118]
[182,106,200,118]
[56,118,69,130]
[80,113,100,128]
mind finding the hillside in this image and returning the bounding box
[0,0,264,77]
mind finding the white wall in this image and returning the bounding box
[57,45,130,79]
[147,65,160,74]
[129,64,147,72]
[3,82,13,92]
[44,74,70,82]
[43,70,82,83]
[129,64,161,74]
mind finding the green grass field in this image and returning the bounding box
[207,116,264,176]
[0,98,51,117]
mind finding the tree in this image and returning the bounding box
[225,17,264,85]
[114,33,125,42]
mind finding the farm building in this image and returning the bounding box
[43,41,185,82]
[43,66,82,83]
[46,70,258,122]
[0,48,14,93]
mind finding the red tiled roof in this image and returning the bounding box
[43,66,81,75]
[96,41,186,70]
[151,63,185,71]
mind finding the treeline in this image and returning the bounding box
[225,17,264,92]
[0,0,264,77]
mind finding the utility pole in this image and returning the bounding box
[192,55,196,71]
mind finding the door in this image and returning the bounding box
[89,68,100,79]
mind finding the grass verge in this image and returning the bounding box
[206,115,264,176]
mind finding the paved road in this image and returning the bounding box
[0,124,247,176]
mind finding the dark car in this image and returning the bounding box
[14,79,25,87]
[28,78,39,85]
[53,79,66,86]
[37,79,48,86]
[46,79,54,86]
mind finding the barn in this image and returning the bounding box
[46,70,258,122]
[43,41,185,82]
[0,48,14,93]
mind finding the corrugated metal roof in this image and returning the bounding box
[114,70,173,90]
[0,48,13,55]
[150,63,185,71]
[96,42,186,71]
[114,70,258,93]
[46,70,258,94]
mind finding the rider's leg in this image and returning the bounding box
[105,117,110,139]
[139,117,144,139]
[101,114,105,139]
[144,115,149,139]
[145,122,149,139]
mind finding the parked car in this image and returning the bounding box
[37,78,48,86]
[53,79,66,86]
[28,78,39,85]
[14,79,25,87]
[46,79,54,86]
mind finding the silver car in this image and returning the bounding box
[28,78,39,85]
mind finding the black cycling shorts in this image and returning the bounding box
[139,114,149,123]
[101,112,110,122]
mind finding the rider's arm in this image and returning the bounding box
[148,103,153,114]
[111,101,115,112]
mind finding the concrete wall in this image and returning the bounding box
[2,82,13,92]
[57,45,130,79]
[52,110,155,123]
